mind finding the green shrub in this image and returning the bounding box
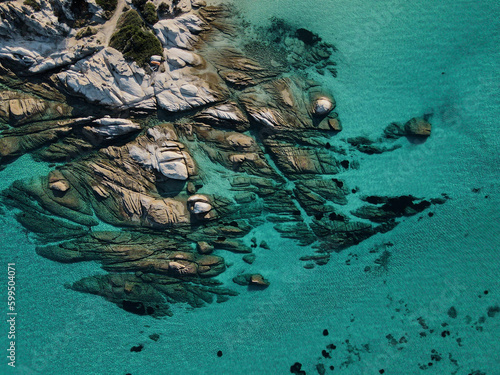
[158,2,170,14]
[116,8,143,28]
[142,3,158,25]
[75,26,97,40]
[96,0,117,12]
[131,0,158,25]
[23,0,41,11]
[131,0,147,11]
[110,10,163,67]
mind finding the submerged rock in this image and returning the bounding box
[404,117,432,136]
[197,241,214,254]
[48,170,70,192]
[233,273,270,287]
[68,272,237,317]
[384,117,432,138]
[352,195,440,223]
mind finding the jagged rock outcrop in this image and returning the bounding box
[189,123,276,178]
[0,0,70,40]
[384,117,432,138]
[294,178,349,216]
[38,231,226,277]
[239,77,340,136]
[0,90,73,126]
[68,272,237,317]
[264,139,339,176]
[352,195,446,223]
[193,101,250,131]
[0,1,446,318]
[83,117,141,143]
[154,14,206,50]
[0,114,91,160]
[129,125,195,180]
[233,273,270,287]
[56,48,156,109]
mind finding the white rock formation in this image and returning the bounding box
[0,1,227,113]
[193,102,250,130]
[166,48,202,68]
[192,201,212,214]
[129,127,195,180]
[83,116,142,140]
[153,70,223,112]
[187,194,212,215]
[247,107,284,128]
[29,44,103,74]
[56,48,156,109]
[0,47,42,68]
[154,14,205,50]
[0,0,70,39]
[313,97,334,116]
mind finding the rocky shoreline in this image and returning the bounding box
[0,0,445,316]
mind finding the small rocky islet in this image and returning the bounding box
[0,0,445,317]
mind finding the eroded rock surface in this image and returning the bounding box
[0,2,446,317]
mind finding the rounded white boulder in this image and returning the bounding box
[313,97,334,116]
[192,201,212,214]
[187,195,212,215]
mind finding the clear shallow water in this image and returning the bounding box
[1,0,499,374]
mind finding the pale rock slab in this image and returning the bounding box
[129,127,195,180]
[83,116,142,141]
[154,14,205,50]
[56,48,156,109]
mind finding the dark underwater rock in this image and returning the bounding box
[290,362,306,375]
[242,254,256,264]
[68,272,237,317]
[447,307,458,319]
[405,117,432,136]
[384,117,431,139]
[347,136,402,154]
[352,195,438,223]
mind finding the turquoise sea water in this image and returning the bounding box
[1,0,499,374]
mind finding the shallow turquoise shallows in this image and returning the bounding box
[1,0,499,374]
